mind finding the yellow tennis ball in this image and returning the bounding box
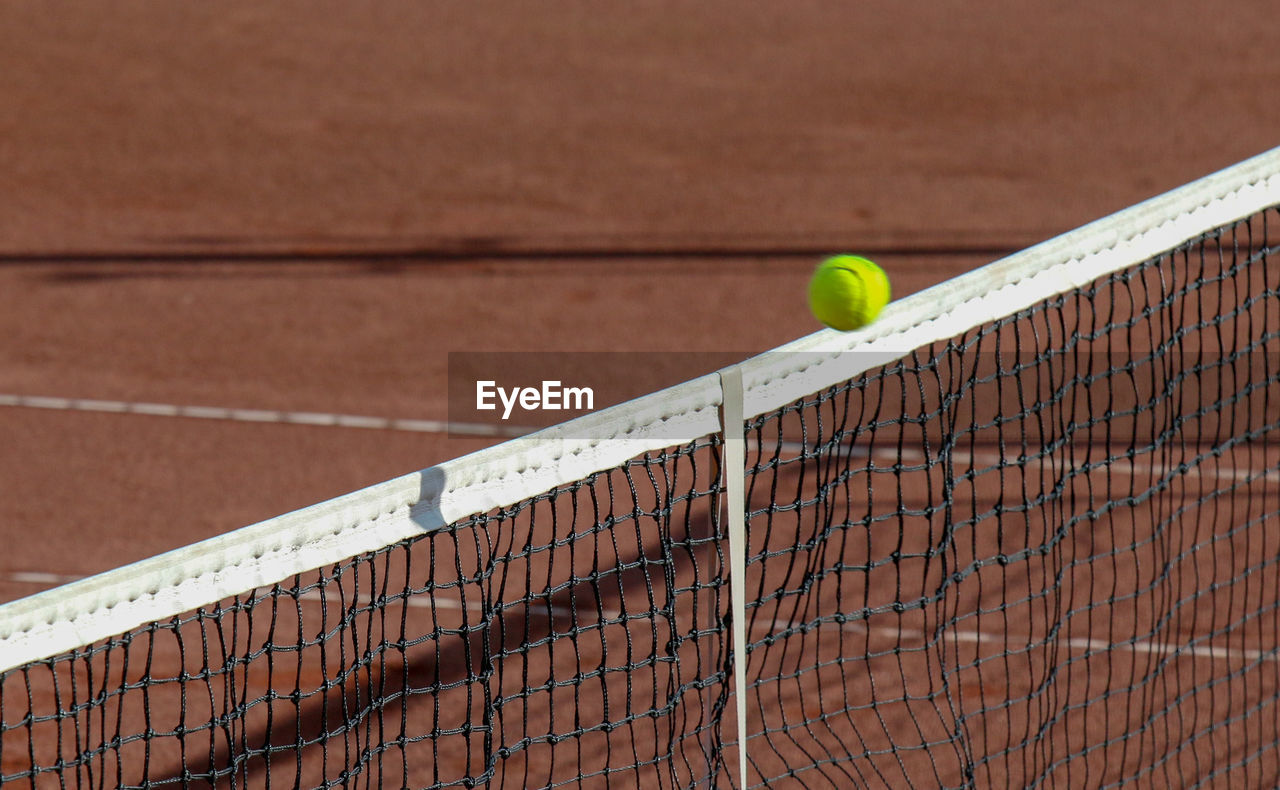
[807,255,890,331]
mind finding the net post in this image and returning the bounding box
[718,364,749,790]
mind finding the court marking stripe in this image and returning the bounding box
[758,618,1279,663]
[0,393,532,438]
[772,442,1279,483]
[3,394,1275,485]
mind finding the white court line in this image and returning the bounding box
[755,618,1279,664]
[5,572,85,586]
[0,393,532,438]
[772,442,1279,483]
[922,624,1277,662]
[953,447,1280,485]
[5,393,1273,484]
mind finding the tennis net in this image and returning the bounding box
[2,148,1280,788]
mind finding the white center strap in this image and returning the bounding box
[718,364,749,789]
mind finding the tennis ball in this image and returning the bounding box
[807,255,891,331]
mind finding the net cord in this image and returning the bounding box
[2,146,1280,672]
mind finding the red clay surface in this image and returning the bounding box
[3,1,1278,593]
[2,2,1280,787]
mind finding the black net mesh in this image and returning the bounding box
[2,207,1279,788]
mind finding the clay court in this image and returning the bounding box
[2,3,1280,788]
